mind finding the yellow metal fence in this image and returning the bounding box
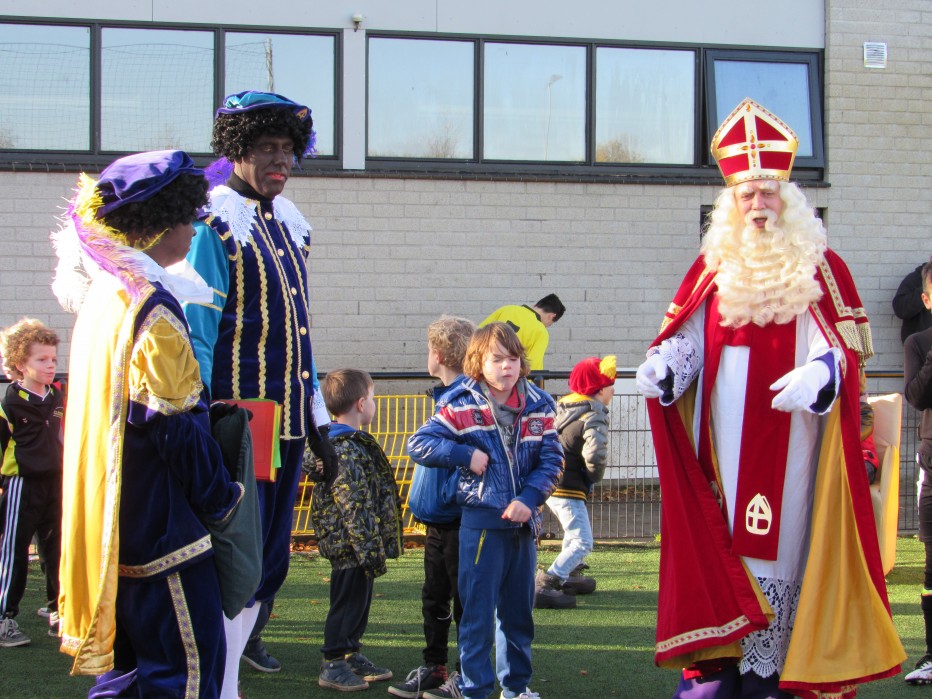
[293,394,435,536]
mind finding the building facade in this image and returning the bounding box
[0,1,928,391]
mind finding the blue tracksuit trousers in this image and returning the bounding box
[457,526,535,699]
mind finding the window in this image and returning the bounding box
[595,47,695,165]
[706,50,823,166]
[0,24,90,150]
[0,21,338,166]
[368,37,473,158]
[483,42,586,162]
[101,28,214,152]
[226,32,336,156]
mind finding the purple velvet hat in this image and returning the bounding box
[96,150,204,218]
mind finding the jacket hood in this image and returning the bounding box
[555,396,605,432]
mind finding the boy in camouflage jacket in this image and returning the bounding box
[311,369,402,692]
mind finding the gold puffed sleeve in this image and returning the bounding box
[128,305,204,416]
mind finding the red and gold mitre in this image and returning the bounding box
[711,98,798,187]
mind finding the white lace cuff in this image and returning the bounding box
[654,332,700,406]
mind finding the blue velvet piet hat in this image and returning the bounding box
[215,90,312,123]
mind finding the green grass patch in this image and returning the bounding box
[5,538,926,697]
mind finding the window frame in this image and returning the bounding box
[0,16,342,171]
[364,32,824,181]
[703,48,825,170]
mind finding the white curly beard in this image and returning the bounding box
[702,185,826,328]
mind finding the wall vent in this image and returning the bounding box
[864,42,887,69]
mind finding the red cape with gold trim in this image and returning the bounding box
[647,249,904,697]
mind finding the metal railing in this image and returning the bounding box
[291,371,922,539]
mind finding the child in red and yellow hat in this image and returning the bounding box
[535,355,616,610]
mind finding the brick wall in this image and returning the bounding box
[0,0,928,383]
[824,0,932,372]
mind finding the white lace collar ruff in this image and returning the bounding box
[206,186,312,248]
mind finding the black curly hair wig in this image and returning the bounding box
[99,173,208,238]
[211,108,313,163]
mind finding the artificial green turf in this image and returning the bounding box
[6,538,926,697]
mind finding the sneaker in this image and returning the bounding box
[345,651,392,681]
[388,664,448,698]
[905,653,932,685]
[0,617,31,647]
[241,638,282,673]
[37,606,52,618]
[533,569,576,609]
[561,563,596,596]
[500,692,541,699]
[422,671,463,699]
[48,611,59,638]
[319,658,369,692]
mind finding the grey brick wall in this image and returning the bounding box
[0,0,928,383]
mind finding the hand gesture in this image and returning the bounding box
[469,449,489,476]
[770,361,830,412]
[636,354,669,399]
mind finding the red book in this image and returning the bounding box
[216,399,281,482]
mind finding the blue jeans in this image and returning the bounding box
[545,496,593,580]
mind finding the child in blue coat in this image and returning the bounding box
[408,322,563,699]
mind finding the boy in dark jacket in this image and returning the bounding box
[0,318,63,647]
[391,315,475,698]
[408,323,563,699]
[312,369,402,692]
[536,356,616,610]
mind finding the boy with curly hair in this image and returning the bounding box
[312,369,402,692]
[0,318,63,648]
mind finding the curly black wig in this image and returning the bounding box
[100,173,208,238]
[211,108,313,163]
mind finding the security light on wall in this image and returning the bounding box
[352,14,364,32]
[863,42,887,69]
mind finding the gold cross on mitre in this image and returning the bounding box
[710,98,799,187]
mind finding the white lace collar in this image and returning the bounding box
[206,185,312,247]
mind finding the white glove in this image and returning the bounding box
[770,360,831,412]
[636,354,669,399]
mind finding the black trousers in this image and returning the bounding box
[422,524,462,668]
[321,565,373,660]
[0,474,60,618]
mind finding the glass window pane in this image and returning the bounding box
[102,28,213,152]
[713,60,813,157]
[0,24,90,150]
[226,33,336,157]
[483,43,586,162]
[596,47,694,164]
[368,38,474,158]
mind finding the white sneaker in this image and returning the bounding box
[0,617,31,647]
[906,654,932,685]
[501,690,540,699]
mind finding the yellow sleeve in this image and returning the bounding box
[128,306,204,416]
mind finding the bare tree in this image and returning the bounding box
[596,135,645,163]
[425,119,461,158]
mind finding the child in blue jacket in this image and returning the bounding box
[391,315,476,698]
[408,322,563,699]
